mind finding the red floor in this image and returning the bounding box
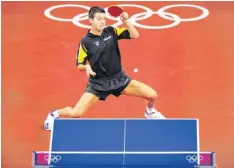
[2,1,234,168]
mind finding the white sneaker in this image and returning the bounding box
[44,110,59,131]
[145,110,166,119]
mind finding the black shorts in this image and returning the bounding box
[86,71,132,101]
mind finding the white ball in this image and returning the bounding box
[134,68,138,72]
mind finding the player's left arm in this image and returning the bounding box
[120,12,139,39]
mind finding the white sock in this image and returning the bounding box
[146,106,157,114]
[52,110,60,118]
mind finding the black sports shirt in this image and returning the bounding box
[76,26,131,78]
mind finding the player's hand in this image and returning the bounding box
[85,64,96,77]
[120,12,129,21]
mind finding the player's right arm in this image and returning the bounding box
[76,41,88,69]
[76,41,96,77]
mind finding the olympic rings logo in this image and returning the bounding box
[44,4,209,29]
[186,155,203,163]
[44,154,62,163]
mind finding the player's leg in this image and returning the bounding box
[44,92,100,130]
[121,80,165,119]
[59,92,99,117]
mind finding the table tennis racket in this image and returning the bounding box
[107,5,123,17]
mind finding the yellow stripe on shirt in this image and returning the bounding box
[114,27,127,36]
[77,44,88,64]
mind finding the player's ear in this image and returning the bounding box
[89,18,93,24]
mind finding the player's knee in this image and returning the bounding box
[70,113,81,118]
[148,90,158,101]
[70,108,86,118]
[70,111,81,118]
[64,107,73,112]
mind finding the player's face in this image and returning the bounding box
[90,12,106,31]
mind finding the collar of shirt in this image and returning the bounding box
[87,29,107,37]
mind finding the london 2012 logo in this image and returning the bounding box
[44,4,209,29]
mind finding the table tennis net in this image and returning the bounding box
[32,151,216,168]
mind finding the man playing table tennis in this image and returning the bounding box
[44,6,165,130]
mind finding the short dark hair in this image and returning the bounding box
[88,6,105,19]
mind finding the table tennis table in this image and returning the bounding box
[32,118,217,167]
